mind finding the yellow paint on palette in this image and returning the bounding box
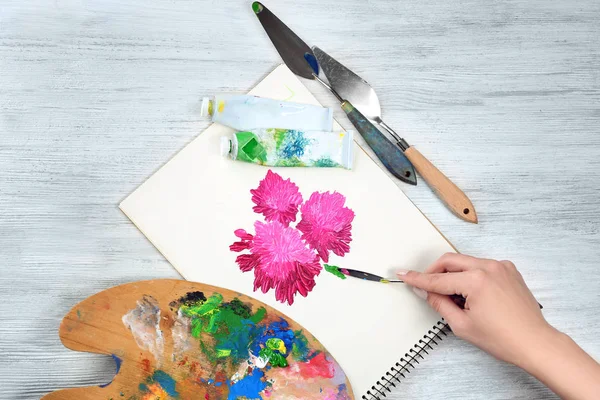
[217,100,225,113]
[267,337,287,353]
[141,383,168,400]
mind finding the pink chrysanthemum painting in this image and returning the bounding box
[230,170,355,305]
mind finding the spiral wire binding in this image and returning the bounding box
[362,321,450,400]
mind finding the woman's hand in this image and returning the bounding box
[399,253,546,366]
[399,253,600,400]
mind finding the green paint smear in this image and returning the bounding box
[313,157,341,168]
[274,156,306,167]
[179,293,267,363]
[259,347,288,368]
[252,1,263,14]
[265,338,285,353]
[273,128,288,152]
[216,348,231,358]
[291,330,310,362]
[324,264,347,280]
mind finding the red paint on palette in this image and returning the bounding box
[298,352,335,379]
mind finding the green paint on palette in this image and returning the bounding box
[252,2,263,14]
[179,293,267,363]
[216,348,232,358]
[259,347,288,367]
[324,264,347,280]
[291,330,310,362]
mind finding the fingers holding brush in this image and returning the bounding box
[397,268,470,296]
[425,252,491,273]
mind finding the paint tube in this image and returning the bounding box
[201,95,333,131]
[220,128,354,169]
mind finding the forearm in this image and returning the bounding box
[519,327,600,400]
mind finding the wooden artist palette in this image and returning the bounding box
[43,279,353,399]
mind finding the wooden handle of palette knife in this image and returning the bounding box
[404,147,478,224]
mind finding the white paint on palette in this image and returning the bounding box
[171,309,192,357]
[122,295,164,364]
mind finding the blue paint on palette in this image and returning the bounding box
[227,368,268,400]
[99,354,123,388]
[248,319,295,357]
[149,370,179,397]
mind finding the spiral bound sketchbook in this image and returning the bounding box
[120,65,455,399]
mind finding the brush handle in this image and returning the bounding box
[341,101,417,185]
[404,146,478,224]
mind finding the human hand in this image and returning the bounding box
[398,253,548,367]
[400,253,600,399]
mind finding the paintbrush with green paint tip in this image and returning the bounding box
[324,265,542,310]
[324,265,467,308]
[324,264,402,283]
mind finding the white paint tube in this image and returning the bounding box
[201,95,333,131]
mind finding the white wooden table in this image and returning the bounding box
[1,1,598,398]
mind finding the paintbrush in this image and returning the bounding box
[325,265,467,308]
[325,265,542,310]
[325,265,466,307]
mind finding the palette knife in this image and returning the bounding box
[252,1,417,186]
[312,47,478,224]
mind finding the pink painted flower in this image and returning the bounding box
[250,170,303,226]
[230,221,321,305]
[297,192,355,263]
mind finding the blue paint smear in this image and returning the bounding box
[304,53,319,75]
[99,354,122,388]
[227,368,267,400]
[217,318,259,364]
[248,319,295,358]
[278,130,311,159]
[150,370,179,398]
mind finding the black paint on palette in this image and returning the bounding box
[170,291,207,308]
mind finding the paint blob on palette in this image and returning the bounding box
[43,280,353,400]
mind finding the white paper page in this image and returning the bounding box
[120,65,455,398]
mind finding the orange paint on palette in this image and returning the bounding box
[177,356,188,367]
[141,358,152,373]
[141,383,168,400]
[189,361,199,373]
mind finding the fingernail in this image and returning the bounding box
[413,287,428,300]
[396,269,409,276]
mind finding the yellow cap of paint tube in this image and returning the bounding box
[200,97,214,117]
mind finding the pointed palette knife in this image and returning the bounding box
[252,1,417,186]
[312,47,477,223]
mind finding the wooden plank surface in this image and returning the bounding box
[1,0,598,398]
